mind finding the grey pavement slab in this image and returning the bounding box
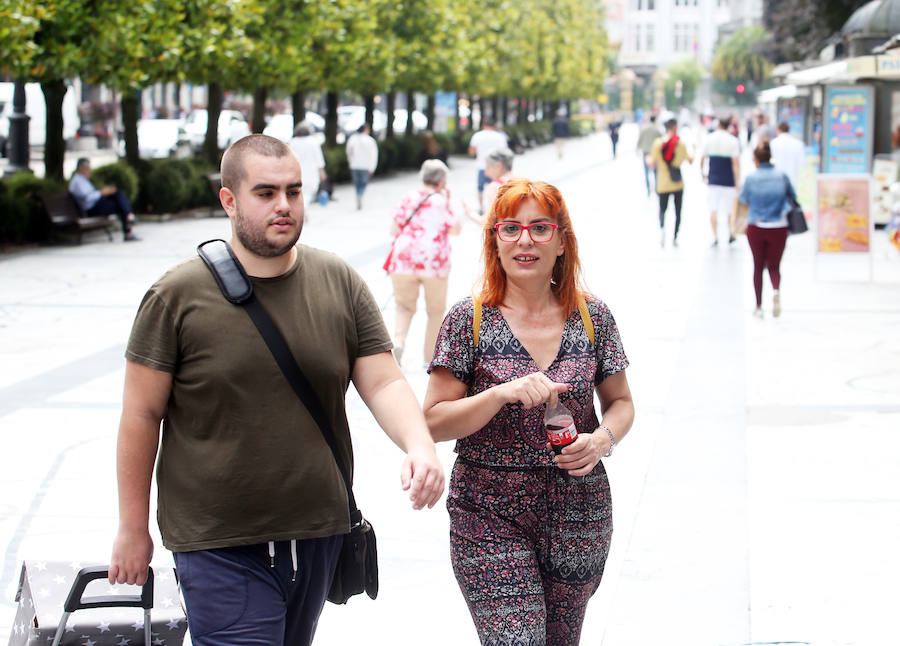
[1,125,899,645]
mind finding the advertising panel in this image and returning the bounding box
[776,96,809,143]
[816,175,871,253]
[821,85,874,174]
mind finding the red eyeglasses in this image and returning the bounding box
[493,221,558,243]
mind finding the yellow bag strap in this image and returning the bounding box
[577,294,595,346]
[472,294,594,348]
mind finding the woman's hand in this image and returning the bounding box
[494,372,569,410]
[551,431,609,476]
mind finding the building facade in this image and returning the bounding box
[618,0,762,76]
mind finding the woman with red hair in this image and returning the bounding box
[424,178,634,645]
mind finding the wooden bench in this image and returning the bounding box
[40,192,114,244]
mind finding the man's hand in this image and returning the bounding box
[101,185,117,196]
[400,445,445,510]
[109,527,154,585]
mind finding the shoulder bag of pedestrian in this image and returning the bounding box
[198,239,378,605]
[662,134,682,182]
[381,191,436,273]
[784,176,808,234]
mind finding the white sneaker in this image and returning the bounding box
[753,308,764,319]
[773,292,781,317]
[659,229,665,248]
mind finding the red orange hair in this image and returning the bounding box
[478,178,586,315]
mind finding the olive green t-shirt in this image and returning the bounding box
[126,245,392,552]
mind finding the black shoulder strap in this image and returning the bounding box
[197,239,361,522]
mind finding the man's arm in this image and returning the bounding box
[732,156,741,189]
[351,351,444,510]
[108,361,172,585]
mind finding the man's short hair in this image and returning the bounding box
[357,123,369,133]
[221,134,292,191]
[649,115,657,123]
[777,121,791,133]
[419,159,450,186]
[482,117,495,128]
[293,122,312,138]
[664,118,677,131]
[718,116,732,130]
[486,147,514,171]
[76,158,91,171]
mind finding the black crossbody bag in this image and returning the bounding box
[197,239,377,605]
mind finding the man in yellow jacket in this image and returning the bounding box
[648,118,693,248]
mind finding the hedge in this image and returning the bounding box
[0,172,63,243]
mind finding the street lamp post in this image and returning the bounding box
[5,79,31,176]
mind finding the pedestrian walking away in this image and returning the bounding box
[552,109,571,159]
[288,122,327,207]
[648,118,692,247]
[346,123,378,210]
[108,134,445,646]
[68,157,139,241]
[468,117,509,215]
[700,115,741,246]
[385,159,461,368]
[769,121,805,190]
[423,178,635,646]
[636,115,661,197]
[738,141,793,319]
[607,115,622,158]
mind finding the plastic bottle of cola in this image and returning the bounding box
[543,401,584,482]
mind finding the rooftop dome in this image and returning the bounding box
[842,0,900,36]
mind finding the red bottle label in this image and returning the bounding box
[545,417,577,446]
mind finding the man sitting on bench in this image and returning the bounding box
[69,158,139,241]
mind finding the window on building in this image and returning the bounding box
[646,23,655,52]
[635,24,643,52]
[648,0,655,9]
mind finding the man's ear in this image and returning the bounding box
[219,186,236,216]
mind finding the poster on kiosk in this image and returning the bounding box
[817,85,875,279]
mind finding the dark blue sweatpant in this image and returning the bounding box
[173,536,343,646]
[87,190,133,238]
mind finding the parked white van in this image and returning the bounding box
[0,82,79,156]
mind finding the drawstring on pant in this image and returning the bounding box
[266,540,299,582]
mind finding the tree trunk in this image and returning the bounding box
[426,93,436,131]
[518,97,528,124]
[291,90,306,128]
[204,82,223,165]
[122,92,140,168]
[478,97,486,129]
[405,90,415,136]
[40,79,67,183]
[500,96,508,127]
[325,91,339,147]
[491,96,499,122]
[386,91,396,138]
[251,87,267,134]
[364,94,375,132]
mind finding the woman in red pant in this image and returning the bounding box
[738,142,794,318]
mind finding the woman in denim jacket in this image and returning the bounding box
[738,142,793,318]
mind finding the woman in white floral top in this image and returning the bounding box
[386,159,461,366]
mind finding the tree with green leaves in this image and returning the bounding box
[0,0,95,181]
[711,25,773,103]
[664,58,703,107]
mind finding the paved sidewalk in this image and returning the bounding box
[1,126,899,645]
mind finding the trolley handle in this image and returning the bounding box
[63,566,154,612]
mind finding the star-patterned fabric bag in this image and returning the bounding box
[9,561,186,646]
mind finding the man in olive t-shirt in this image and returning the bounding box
[108,135,445,646]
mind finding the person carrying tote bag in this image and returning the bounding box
[384,159,461,367]
[737,141,794,319]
